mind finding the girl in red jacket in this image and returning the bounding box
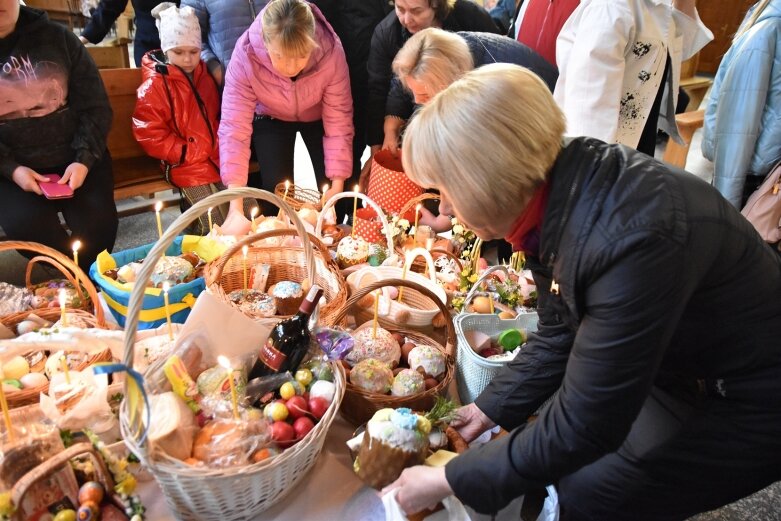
[132,3,224,234]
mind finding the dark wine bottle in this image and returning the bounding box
[248,284,324,379]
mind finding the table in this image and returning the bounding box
[137,414,388,521]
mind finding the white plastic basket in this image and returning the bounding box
[118,188,345,521]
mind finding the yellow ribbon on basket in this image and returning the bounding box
[91,362,150,445]
[102,292,197,322]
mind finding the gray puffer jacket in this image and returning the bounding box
[181,0,268,70]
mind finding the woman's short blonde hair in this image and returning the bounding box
[262,0,317,56]
[393,28,473,95]
[402,64,566,225]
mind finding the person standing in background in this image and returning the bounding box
[181,0,268,88]
[553,0,712,156]
[79,0,178,66]
[702,0,781,208]
[513,0,579,67]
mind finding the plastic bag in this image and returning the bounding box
[39,369,112,431]
[537,486,560,521]
[382,488,470,521]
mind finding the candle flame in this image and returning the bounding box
[162,281,170,293]
[72,240,81,252]
[354,184,360,193]
[416,203,422,211]
[58,288,67,307]
[322,183,329,194]
[208,206,213,214]
[285,180,290,189]
[250,207,258,218]
[155,201,163,212]
[217,355,230,369]
[242,245,249,257]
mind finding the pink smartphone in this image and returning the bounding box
[39,174,74,199]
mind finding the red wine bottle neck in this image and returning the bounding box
[298,284,324,316]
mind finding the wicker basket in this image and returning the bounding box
[0,241,114,409]
[274,182,323,211]
[455,266,539,404]
[315,191,395,255]
[331,278,456,425]
[204,228,348,327]
[119,187,346,521]
[11,442,130,521]
[394,193,460,272]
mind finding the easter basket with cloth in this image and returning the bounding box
[455,266,539,404]
[332,277,456,425]
[118,188,346,520]
[0,241,114,409]
[89,235,224,330]
[204,223,348,328]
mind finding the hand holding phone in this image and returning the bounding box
[39,174,75,199]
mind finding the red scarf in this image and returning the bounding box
[504,181,551,254]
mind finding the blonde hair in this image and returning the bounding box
[735,0,772,42]
[402,64,565,225]
[430,0,456,22]
[393,28,474,96]
[262,0,317,56]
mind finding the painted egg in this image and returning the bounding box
[3,355,29,380]
[78,481,105,505]
[472,296,493,315]
[76,500,100,521]
[53,510,77,521]
[20,372,48,389]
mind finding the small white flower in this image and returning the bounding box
[399,219,409,228]
[453,224,464,235]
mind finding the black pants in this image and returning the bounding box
[558,386,781,520]
[0,151,118,273]
[250,116,351,221]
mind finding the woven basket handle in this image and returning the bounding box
[314,191,395,254]
[402,247,437,284]
[398,192,440,221]
[0,240,105,326]
[25,255,87,309]
[11,442,114,511]
[205,229,320,288]
[463,265,511,310]
[120,188,304,450]
[331,277,455,358]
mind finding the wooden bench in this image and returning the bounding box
[662,109,705,169]
[25,0,85,29]
[87,42,131,69]
[99,68,174,208]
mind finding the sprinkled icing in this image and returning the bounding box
[272,281,303,299]
[228,289,277,317]
[337,236,370,261]
[366,407,429,452]
[407,345,446,378]
[346,327,400,368]
[391,369,425,397]
[350,358,393,393]
[149,256,194,287]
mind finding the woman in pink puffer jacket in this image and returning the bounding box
[219,0,353,231]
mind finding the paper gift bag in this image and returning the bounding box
[367,150,423,216]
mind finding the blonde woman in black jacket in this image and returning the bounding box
[384,64,781,520]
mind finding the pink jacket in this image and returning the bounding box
[219,2,354,187]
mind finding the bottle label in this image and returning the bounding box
[259,338,286,372]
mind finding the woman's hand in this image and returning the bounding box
[61,162,88,190]
[382,129,400,157]
[450,403,496,443]
[221,207,252,236]
[418,207,453,233]
[382,466,453,515]
[323,178,344,202]
[11,166,47,195]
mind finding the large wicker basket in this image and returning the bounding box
[274,181,322,211]
[315,191,395,254]
[119,188,345,521]
[204,227,348,327]
[455,266,538,403]
[331,278,456,425]
[0,241,114,409]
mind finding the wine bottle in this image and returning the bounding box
[248,284,324,379]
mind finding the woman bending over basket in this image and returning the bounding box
[219,0,353,232]
[383,64,781,520]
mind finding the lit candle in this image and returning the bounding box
[71,239,81,268]
[162,282,174,341]
[59,288,67,326]
[60,355,71,385]
[218,355,240,420]
[397,261,409,302]
[250,206,259,233]
[207,207,214,234]
[351,184,359,238]
[242,245,249,294]
[155,201,164,239]
[278,180,291,219]
[321,183,329,207]
[372,289,381,339]
[413,203,422,238]
[0,364,15,442]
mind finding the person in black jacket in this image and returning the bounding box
[383,28,557,156]
[384,64,781,520]
[80,0,179,66]
[360,0,499,190]
[0,3,117,272]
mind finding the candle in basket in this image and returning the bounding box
[0,364,15,442]
[72,239,81,267]
[372,289,381,339]
[162,282,174,341]
[59,355,72,385]
[351,184,359,238]
[397,257,410,302]
[278,180,291,219]
[59,288,67,326]
[207,207,213,233]
[242,245,249,294]
[321,183,329,206]
[413,203,422,238]
[250,206,258,233]
[218,355,240,420]
[155,200,164,239]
